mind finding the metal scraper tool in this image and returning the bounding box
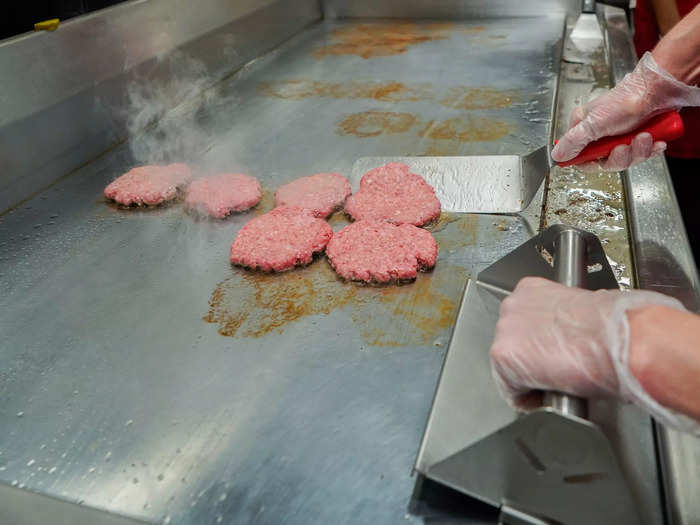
[350,146,550,215]
[415,225,642,525]
[562,0,603,65]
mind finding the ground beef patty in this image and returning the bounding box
[185,173,262,218]
[327,220,438,283]
[104,163,192,206]
[230,206,333,272]
[274,172,351,218]
[344,163,440,226]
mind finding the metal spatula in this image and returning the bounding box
[350,146,550,215]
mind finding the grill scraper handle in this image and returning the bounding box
[543,229,588,418]
[556,111,684,167]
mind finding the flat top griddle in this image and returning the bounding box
[0,18,563,524]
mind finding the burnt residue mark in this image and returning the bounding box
[419,116,510,142]
[257,80,431,103]
[258,79,519,111]
[563,472,608,484]
[440,86,518,110]
[494,219,509,231]
[254,189,275,216]
[537,245,555,267]
[361,81,420,103]
[203,262,358,338]
[429,214,479,251]
[428,213,462,234]
[313,22,455,59]
[337,111,417,138]
[337,112,509,142]
[457,215,480,244]
[204,259,467,347]
[568,196,590,206]
[350,266,467,347]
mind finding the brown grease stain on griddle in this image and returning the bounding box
[457,215,480,243]
[440,87,518,110]
[352,265,468,347]
[428,213,479,251]
[254,189,275,216]
[419,117,510,142]
[204,263,358,337]
[338,113,509,142]
[313,22,452,59]
[204,260,467,347]
[257,80,430,103]
[428,213,461,234]
[258,80,517,111]
[313,22,487,59]
[337,111,416,138]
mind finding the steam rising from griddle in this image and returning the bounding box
[125,50,235,168]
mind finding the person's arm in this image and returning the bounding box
[650,0,681,36]
[628,305,700,421]
[653,4,700,85]
[551,4,700,170]
[489,277,700,433]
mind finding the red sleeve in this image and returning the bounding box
[634,0,661,57]
[678,0,700,17]
[633,0,700,158]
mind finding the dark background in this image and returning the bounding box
[1,0,126,40]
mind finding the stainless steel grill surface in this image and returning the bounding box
[0,18,564,524]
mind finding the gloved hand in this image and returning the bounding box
[489,277,699,433]
[551,52,700,171]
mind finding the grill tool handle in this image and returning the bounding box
[555,111,684,167]
[543,229,588,418]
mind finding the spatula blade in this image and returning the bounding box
[350,146,549,214]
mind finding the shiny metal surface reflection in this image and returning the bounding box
[0,14,563,525]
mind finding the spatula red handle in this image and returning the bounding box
[555,111,684,167]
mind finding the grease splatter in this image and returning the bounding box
[313,22,452,59]
[429,214,479,251]
[337,111,417,138]
[258,80,518,112]
[204,263,358,337]
[338,113,509,142]
[257,80,430,103]
[204,261,468,347]
[440,86,518,110]
[351,266,467,347]
[254,189,275,216]
[419,116,510,142]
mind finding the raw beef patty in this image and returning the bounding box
[185,173,262,218]
[326,220,438,283]
[274,172,351,218]
[344,163,440,226]
[230,206,333,272]
[104,163,192,206]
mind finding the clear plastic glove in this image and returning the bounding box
[489,277,699,433]
[552,52,700,171]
